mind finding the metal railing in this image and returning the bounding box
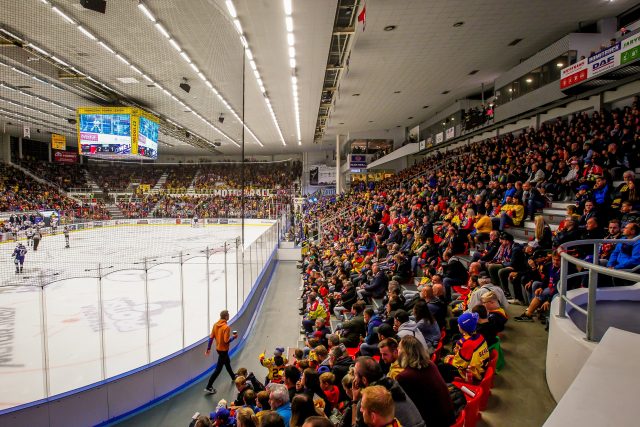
[556,236,640,341]
[0,218,284,411]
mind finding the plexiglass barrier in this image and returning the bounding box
[0,219,282,411]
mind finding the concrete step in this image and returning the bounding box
[551,202,574,210]
[524,221,559,231]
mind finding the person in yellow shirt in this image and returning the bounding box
[259,347,288,384]
[439,312,489,382]
[492,196,525,231]
[473,212,493,246]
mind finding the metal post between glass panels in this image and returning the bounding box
[97,263,106,381]
[557,256,568,318]
[143,258,151,364]
[39,285,50,398]
[223,243,227,310]
[236,238,240,314]
[179,251,185,349]
[248,243,253,294]
[206,246,211,328]
[586,244,600,342]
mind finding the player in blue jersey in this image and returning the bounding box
[12,243,27,274]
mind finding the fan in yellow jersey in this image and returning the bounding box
[259,347,288,385]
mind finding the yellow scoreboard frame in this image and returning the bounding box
[75,107,160,157]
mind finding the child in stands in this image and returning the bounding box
[319,372,340,410]
[439,312,489,382]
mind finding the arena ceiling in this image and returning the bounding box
[0,0,636,157]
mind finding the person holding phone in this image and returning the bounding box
[204,310,239,394]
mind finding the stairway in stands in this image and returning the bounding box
[106,204,126,219]
[187,169,201,194]
[83,170,104,197]
[152,171,168,193]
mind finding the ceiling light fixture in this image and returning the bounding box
[154,23,170,38]
[98,41,114,54]
[225,0,237,18]
[77,26,97,40]
[384,25,396,31]
[137,2,156,22]
[169,38,181,52]
[52,6,75,24]
[282,0,301,145]
[556,62,564,67]
[51,55,69,67]
[453,21,464,27]
[29,44,50,56]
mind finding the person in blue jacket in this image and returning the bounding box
[359,308,383,356]
[607,223,640,271]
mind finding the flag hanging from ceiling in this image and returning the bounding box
[357,3,366,31]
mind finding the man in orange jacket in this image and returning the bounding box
[204,310,238,394]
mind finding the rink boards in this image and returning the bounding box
[0,219,278,416]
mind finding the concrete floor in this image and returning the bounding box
[478,304,557,427]
[116,265,557,427]
[115,261,302,427]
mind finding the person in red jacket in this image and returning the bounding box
[205,310,239,394]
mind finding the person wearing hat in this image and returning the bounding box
[438,312,489,382]
[260,347,289,385]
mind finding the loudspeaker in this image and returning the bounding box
[80,0,107,14]
[180,82,191,93]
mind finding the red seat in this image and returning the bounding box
[450,408,465,427]
[345,347,359,359]
[478,366,495,410]
[452,381,482,427]
[488,349,499,384]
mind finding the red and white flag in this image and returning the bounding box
[357,3,366,31]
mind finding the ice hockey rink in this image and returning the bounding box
[0,221,275,410]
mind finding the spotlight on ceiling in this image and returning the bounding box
[218,113,225,124]
[453,21,464,27]
[179,78,191,93]
[384,25,396,31]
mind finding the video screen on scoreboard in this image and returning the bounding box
[78,113,131,156]
[138,116,159,159]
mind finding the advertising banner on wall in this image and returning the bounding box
[53,150,79,164]
[561,35,640,90]
[435,132,444,144]
[51,133,66,150]
[445,127,455,140]
[419,140,426,150]
[349,154,368,168]
[309,164,336,185]
[408,125,420,143]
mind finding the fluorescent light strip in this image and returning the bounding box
[224,0,286,146]
[115,54,130,65]
[51,55,69,67]
[284,0,301,145]
[155,23,170,38]
[52,6,74,24]
[137,2,156,22]
[169,38,181,52]
[98,41,115,54]
[180,51,191,63]
[12,67,29,76]
[77,26,97,40]
[29,44,50,56]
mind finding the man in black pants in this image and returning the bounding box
[204,310,238,394]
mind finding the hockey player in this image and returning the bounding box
[12,243,27,274]
[26,227,34,247]
[192,214,199,228]
[63,226,70,248]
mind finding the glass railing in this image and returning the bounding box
[556,236,640,341]
[0,217,283,411]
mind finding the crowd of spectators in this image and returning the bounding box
[194,161,302,191]
[19,158,88,191]
[151,194,292,219]
[88,164,166,192]
[269,104,640,427]
[461,105,494,131]
[0,164,109,221]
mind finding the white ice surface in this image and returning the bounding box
[0,223,274,410]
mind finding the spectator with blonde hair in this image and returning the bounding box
[236,408,259,427]
[395,336,455,427]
